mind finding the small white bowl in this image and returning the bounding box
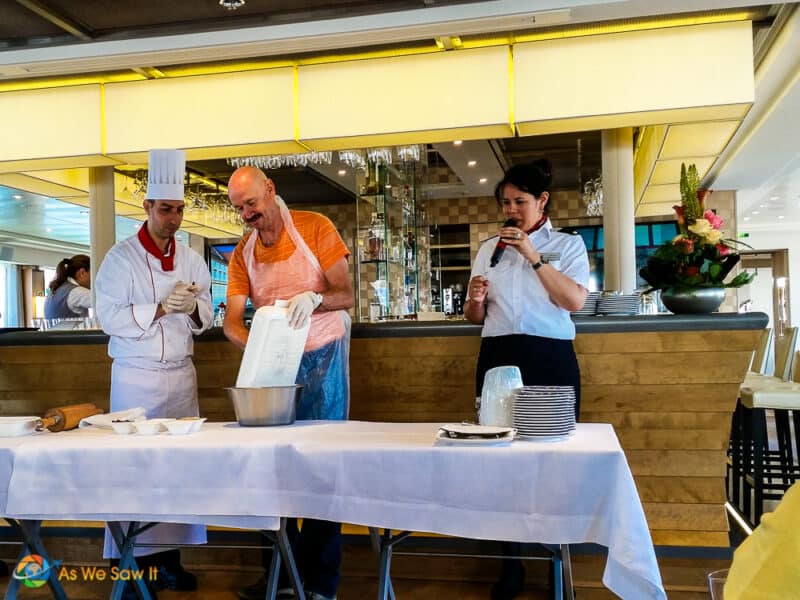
[133,419,174,435]
[164,420,193,435]
[184,417,206,433]
[0,416,39,437]
[165,417,206,435]
[111,422,136,435]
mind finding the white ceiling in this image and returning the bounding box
[706,4,800,229]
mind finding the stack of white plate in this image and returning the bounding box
[596,293,641,316]
[572,291,601,316]
[512,386,576,441]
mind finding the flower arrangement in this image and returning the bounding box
[639,163,754,292]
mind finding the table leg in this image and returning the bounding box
[373,529,410,600]
[4,519,67,600]
[264,541,281,600]
[107,522,158,600]
[552,551,563,600]
[377,530,392,600]
[263,519,305,600]
[560,544,574,600]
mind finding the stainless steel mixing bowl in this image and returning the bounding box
[226,385,302,426]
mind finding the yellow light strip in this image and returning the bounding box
[293,65,300,143]
[0,72,145,93]
[99,83,107,155]
[507,45,515,134]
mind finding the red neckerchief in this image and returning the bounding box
[137,222,175,271]
[526,214,548,235]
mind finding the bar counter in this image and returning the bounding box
[0,313,768,548]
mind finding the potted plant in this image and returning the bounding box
[639,163,754,313]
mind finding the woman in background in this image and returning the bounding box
[464,159,589,600]
[44,254,92,319]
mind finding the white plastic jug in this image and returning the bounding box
[479,365,522,427]
[235,300,310,388]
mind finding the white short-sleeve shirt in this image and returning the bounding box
[471,219,590,340]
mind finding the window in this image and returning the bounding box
[567,221,676,289]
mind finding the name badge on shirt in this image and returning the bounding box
[542,252,562,270]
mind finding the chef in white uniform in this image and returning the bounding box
[95,148,212,593]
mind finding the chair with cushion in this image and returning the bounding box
[736,327,800,527]
[728,327,773,507]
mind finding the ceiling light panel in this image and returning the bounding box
[660,121,741,159]
[649,157,716,186]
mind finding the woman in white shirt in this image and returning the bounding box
[464,159,590,600]
[44,254,92,319]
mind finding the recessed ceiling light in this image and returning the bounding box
[13,194,22,200]
[479,177,488,183]
[385,184,392,189]
[467,160,477,167]
[453,140,463,146]
[770,195,780,201]
[337,169,346,176]
[219,0,246,9]
[752,211,760,215]
[778,215,785,219]
[743,216,750,221]
[759,204,765,208]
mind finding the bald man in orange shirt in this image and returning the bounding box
[225,166,353,600]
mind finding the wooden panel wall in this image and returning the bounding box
[0,326,760,551]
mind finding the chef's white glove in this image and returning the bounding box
[287,291,322,329]
[161,281,198,314]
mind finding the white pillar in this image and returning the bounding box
[89,167,116,306]
[601,128,637,293]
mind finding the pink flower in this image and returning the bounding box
[704,209,723,230]
[716,243,731,256]
[672,235,694,254]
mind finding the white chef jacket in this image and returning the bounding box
[95,232,213,558]
[471,219,589,340]
[95,234,213,362]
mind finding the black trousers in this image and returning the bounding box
[261,518,341,598]
[476,334,581,597]
[476,334,581,417]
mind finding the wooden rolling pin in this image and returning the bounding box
[38,402,103,432]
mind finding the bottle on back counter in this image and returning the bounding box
[38,402,103,432]
[214,302,227,327]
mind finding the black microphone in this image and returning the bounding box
[490,218,518,267]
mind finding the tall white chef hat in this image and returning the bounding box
[145,149,186,201]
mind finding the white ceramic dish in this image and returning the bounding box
[438,423,514,438]
[516,432,575,443]
[133,418,174,435]
[435,430,514,446]
[165,418,206,435]
[0,416,39,437]
[111,422,137,435]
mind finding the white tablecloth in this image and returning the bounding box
[0,421,665,599]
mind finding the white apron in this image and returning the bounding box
[102,359,207,558]
[244,197,351,419]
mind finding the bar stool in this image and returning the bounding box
[739,382,800,526]
[728,328,772,507]
[735,327,800,527]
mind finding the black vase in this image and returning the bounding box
[661,287,726,314]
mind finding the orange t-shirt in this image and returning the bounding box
[226,210,350,298]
